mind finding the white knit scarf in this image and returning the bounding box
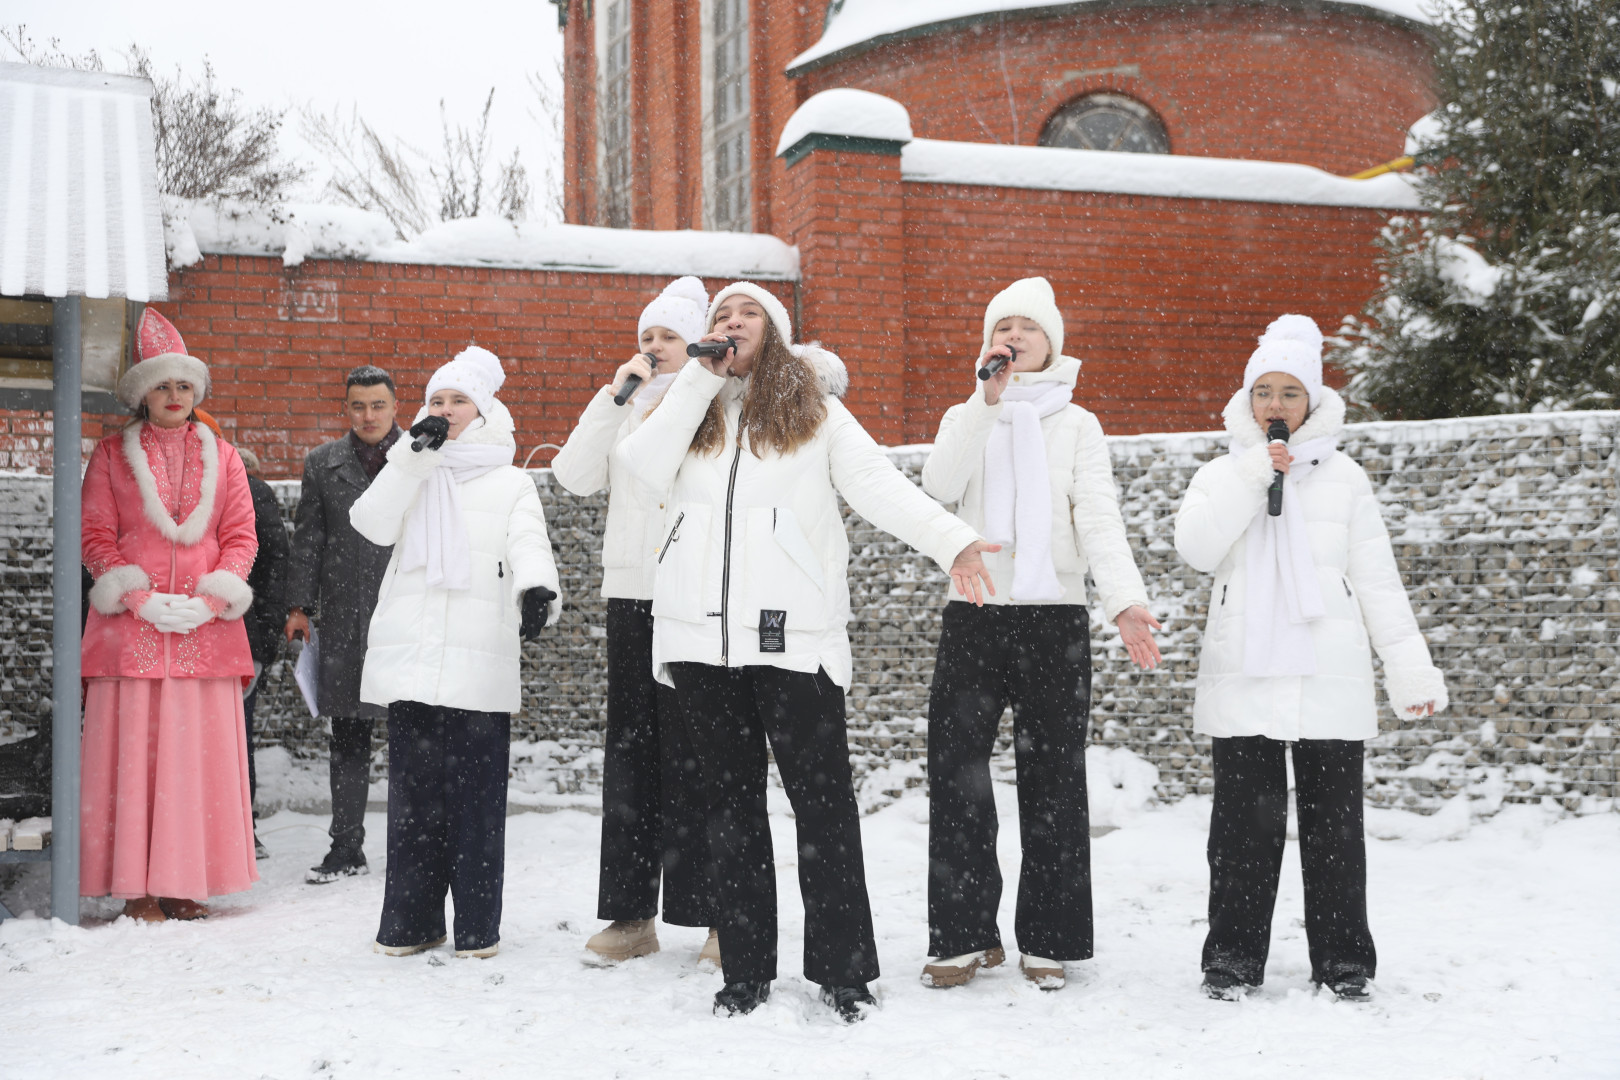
[397,434,514,591]
[982,381,1072,601]
[1240,434,1338,676]
[636,370,678,415]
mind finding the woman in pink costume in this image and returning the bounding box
[79,309,260,922]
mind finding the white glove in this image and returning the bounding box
[136,592,187,628]
[157,596,216,635]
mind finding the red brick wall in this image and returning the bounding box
[0,262,795,479]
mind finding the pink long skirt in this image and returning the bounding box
[80,676,259,901]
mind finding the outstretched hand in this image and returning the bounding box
[949,540,1001,606]
[1116,605,1163,670]
[1404,701,1436,717]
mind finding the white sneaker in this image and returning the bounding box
[374,935,446,957]
[584,918,660,965]
[455,942,499,959]
[921,946,1006,988]
[1019,954,1065,990]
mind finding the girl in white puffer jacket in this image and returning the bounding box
[551,277,718,968]
[1174,315,1446,1003]
[918,277,1161,993]
[351,346,562,961]
[621,281,996,1023]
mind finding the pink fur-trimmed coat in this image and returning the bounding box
[81,421,258,679]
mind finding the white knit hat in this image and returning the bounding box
[639,276,710,346]
[707,281,792,345]
[982,276,1064,364]
[426,345,506,417]
[1242,314,1325,409]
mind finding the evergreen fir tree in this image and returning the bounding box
[1335,0,1620,418]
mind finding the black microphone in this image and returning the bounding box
[409,415,450,452]
[613,354,660,406]
[687,336,737,360]
[1266,418,1290,516]
[977,344,1018,381]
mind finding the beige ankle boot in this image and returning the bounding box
[1019,954,1065,990]
[698,927,722,969]
[921,947,1005,988]
[584,918,660,964]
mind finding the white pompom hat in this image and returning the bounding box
[1242,314,1325,409]
[707,281,792,345]
[639,276,710,346]
[426,345,506,417]
[982,276,1064,364]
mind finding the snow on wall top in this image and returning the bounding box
[900,137,1423,208]
[775,88,914,156]
[788,0,1435,72]
[167,199,802,281]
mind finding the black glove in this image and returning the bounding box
[409,415,450,452]
[520,586,557,640]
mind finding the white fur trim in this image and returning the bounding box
[708,282,792,345]
[121,421,221,546]
[982,277,1064,364]
[196,569,254,620]
[640,276,710,346]
[1224,385,1346,451]
[88,564,152,615]
[1385,665,1449,716]
[793,343,848,398]
[116,352,211,409]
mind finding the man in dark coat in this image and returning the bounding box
[240,446,290,860]
[285,365,401,883]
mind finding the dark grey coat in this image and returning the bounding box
[287,433,398,720]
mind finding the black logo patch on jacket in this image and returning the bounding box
[759,610,786,653]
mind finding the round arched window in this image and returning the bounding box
[1040,94,1170,154]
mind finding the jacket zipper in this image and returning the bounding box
[658,512,685,564]
[498,561,505,614]
[1220,584,1227,606]
[720,443,743,666]
[1342,577,1352,597]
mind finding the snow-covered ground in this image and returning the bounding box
[1,779,1616,1079]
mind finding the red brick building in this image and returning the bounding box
[0,0,1440,476]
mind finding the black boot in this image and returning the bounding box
[820,983,877,1024]
[713,981,772,1017]
[1201,969,1256,1001]
[1321,973,1373,1003]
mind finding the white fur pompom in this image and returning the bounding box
[663,276,708,305]
[1258,313,1324,353]
[454,345,506,394]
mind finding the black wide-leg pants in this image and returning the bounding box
[1203,735,1376,986]
[377,701,510,953]
[598,599,716,926]
[927,602,1094,962]
[667,662,878,987]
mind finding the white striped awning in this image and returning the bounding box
[0,62,167,303]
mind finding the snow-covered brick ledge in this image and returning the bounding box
[1,411,1614,814]
[774,91,1419,208]
[164,198,801,280]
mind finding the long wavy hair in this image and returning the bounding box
[684,316,827,458]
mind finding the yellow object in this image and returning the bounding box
[1349,156,1416,180]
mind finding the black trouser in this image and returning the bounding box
[328,717,375,859]
[377,701,510,952]
[927,602,1094,961]
[598,600,716,926]
[1203,736,1376,986]
[667,662,877,986]
[243,684,259,809]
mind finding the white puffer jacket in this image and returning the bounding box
[352,407,562,714]
[622,348,981,689]
[921,356,1150,619]
[551,383,670,600]
[1174,387,1447,740]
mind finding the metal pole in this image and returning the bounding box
[50,296,82,926]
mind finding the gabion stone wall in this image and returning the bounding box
[1,410,1615,813]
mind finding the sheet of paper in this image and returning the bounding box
[293,628,321,718]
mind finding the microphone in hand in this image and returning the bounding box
[409,415,450,452]
[687,336,737,361]
[978,344,1018,381]
[1266,418,1290,516]
[614,354,659,406]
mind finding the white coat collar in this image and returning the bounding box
[979,355,1081,399]
[122,420,220,546]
